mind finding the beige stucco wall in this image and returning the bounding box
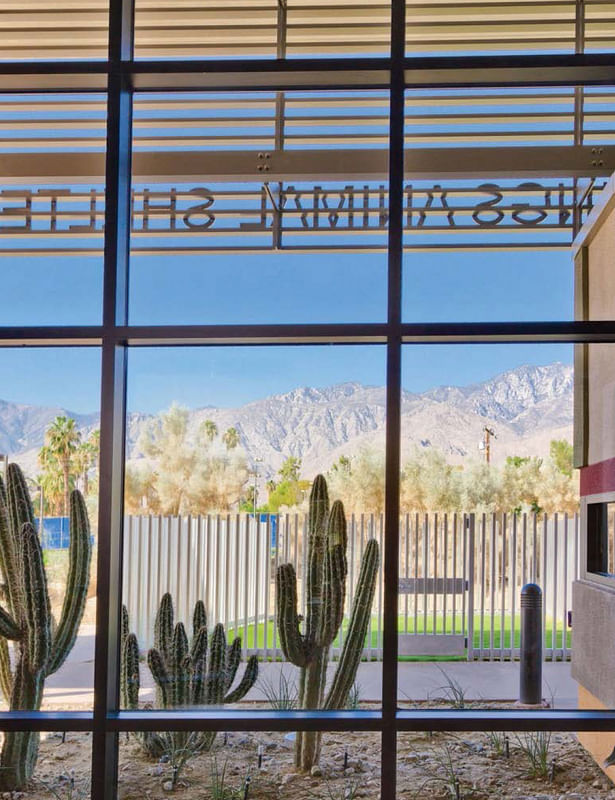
[572,580,615,708]
[587,344,615,466]
[578,685,615,784]
[587,207,615,321]
[586,209,615,465]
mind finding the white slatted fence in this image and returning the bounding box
[122,511,579,661]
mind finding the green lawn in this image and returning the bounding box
[229,613,572,659]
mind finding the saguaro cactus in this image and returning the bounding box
[122,594,258,767]
[0,463,91,789]
[276,474,380,770]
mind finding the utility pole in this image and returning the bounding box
[483,427,496,464]
[252,458,263,518]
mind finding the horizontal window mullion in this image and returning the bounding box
[0,712,93,732]
[397,709,615,732]
[402,320,615,343]
[109,710,382,732]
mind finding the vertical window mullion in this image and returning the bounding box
[92,2,134,800]
[382,1,405,799]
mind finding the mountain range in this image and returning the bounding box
[2,362,573,479]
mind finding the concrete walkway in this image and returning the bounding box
[40,626,579,709]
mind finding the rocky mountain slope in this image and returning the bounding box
[3,362,573,479]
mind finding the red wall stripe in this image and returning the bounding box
[581,457,615,496]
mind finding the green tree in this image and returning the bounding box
[43,416,81,516]
[265,478,310,513]
[278,456,302,482]
[138,405,247,514]
[201,419,218,443]
[329,448,385,512]
[222,426,239,450]
[550,439,573,477]
[499,456,543,514]
[37,449,66,516]
[330,454,351,474]
[73,436,98,495]
[400,448,462,513]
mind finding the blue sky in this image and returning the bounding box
[0,341,573,415]
[0,239,575,413]
[2,247,573,328]
[0,246,576,413]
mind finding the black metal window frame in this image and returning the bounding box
[2,2,615,800]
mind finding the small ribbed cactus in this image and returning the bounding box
[276,474,379,771]
[0,463,91,789]
[122,593,258,760]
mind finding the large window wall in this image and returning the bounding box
[2,3,615,800]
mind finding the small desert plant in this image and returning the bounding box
[259,665,299,710]
[207,755,249,800]
[415,743,464,800]
[160,732,215,791]
[34,770,90,800]
[485,731,509,758]
[308,775,363,800]
[515,731,552,778]
[430,666,468,709]
[347,682,361,710]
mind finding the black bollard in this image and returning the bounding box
[520,583,542,705]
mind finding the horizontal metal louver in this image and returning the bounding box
[0,1,613,60]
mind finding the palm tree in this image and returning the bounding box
[73,439,96,495]
[37,447,66,517]
[44,416,81,516]
[201,419,218,443]
[222,426,239,450]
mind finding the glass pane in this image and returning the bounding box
[130,91,388,325]
[406,1,577,56]
[397,343,583,707]
[397,728,614,798]
[405,88,577,149]
[0,347,100,713]
[585,2,615,52]
[0,93,105,325]
[401,87,612,323]
[122,345,385,711]
[119,729,380,797]
[0,3,107,60]
[134,0,390,59]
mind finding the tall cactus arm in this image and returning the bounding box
[192,600,206,639]
[190,652,207,706]
[7,465,35,542]
[47,491,92,675]
[154,593,174,664]
[205,623,227,706]
[171,623,190,707]
[324,539,379,710]
[0,638,12,702]
[276,563,308,667]
[224,655,258,704]
[316,501,348,648]
[20,523,51,674]
[121,605,129,652]
[0,606,20,641]
[224,637,242,692]
[121,633,140,710]
[305,475,329,644]
[190,625,208,665]
[0,477,20,620]
[147,648,171,708]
